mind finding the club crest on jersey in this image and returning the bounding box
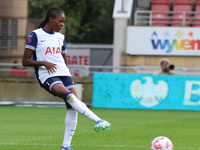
[45,47,61,55]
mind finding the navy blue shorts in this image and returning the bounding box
[42,76,75,95]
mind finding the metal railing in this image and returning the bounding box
[134,10,200,26]
[1,63,200,76]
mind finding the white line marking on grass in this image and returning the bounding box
[92,145,200,149]
[0,143,58,146]
[94,145,147,148]
[0,143,200,149]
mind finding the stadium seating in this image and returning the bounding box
[151,0,170,4]
[196,0,200,4]
[194,1,200,13]
[173,0,193,4]
[173,4,192,12]
[193,0,200,26]
[152,13,169,26]
[151,4,170,11]
[171,0,193,26]
[171,14,190,26]
[193,14,200,27]
[151,0,170,26]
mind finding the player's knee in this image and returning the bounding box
[55,91,67,99]
[52,84,69,99]
[66,103,72,109]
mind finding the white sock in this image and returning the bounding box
[62,109,78,147]
[65,92,101,123]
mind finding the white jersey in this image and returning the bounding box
[25,28,71,85]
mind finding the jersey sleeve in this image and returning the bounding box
[61,38,67,54]
[25,32,37,51]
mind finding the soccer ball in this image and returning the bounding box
[151,136,173,150]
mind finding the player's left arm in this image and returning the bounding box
[61,37,68,67]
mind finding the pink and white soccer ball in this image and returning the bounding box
[151,136,173,150]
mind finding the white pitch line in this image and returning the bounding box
[94,144,147,148]
[0,143,58,146]
[0,143,200,149]
[94,145,200,149]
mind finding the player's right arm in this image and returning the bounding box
[22,31,57,75]
[22,48,57,75]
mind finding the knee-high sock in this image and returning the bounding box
[62,108,78,147]
[64,92,101,123]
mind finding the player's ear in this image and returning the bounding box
[49,17,54,23]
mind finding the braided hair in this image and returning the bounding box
[38,7,64,28]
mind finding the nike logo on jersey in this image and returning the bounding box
[41,40,46,42]
[45,47,61,55]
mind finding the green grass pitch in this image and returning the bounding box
[0,106,200,150]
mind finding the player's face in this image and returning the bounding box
[51,13,65,32]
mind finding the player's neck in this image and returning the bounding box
[43,25,54,34]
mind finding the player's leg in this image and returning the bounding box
[50,76,110,150]
[67,87,111,132]
[68,87,111,132]
[62,86,78,149]
[51,79,111,132]
[52,84,101,123]
[61,107,77,150]
[55,76,104,123]
[42,77,76,150]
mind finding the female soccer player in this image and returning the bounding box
[22,7,111,150]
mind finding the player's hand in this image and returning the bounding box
[43,61,57,75]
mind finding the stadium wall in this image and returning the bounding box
[93,73,200,110]
[0,0,28,63]
[0,76,93,105]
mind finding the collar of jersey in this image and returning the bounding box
[42,28,55,34]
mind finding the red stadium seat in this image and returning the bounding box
[171,0,192,27]
[151,0,170,11]
[195,0,200,11]
[171,14,190,26]
[173,4,192,12]
[195,5,200,12]
[152,13,169,26]
[151,4,170,11]
[193,0,200,26]
[173,0,193,4]
[196,0,200,4]
[151,0,170,26]
[151,0,170,4]
[192,14,200,27]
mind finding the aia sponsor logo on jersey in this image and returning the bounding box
[45,47,61,55]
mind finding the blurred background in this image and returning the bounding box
[1,0,200,110]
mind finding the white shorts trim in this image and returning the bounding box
[49,81,63,91]
[66,85,76,89]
